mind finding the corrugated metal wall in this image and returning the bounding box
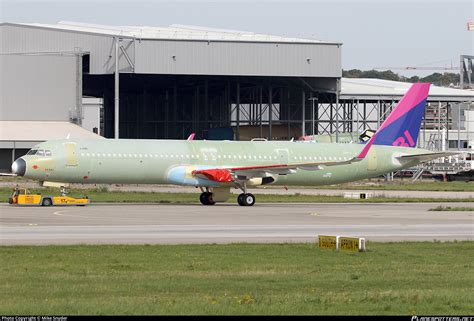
[0,54,76,121]
[135,40,341,77]
[1,24,341,77]
[0,24,134,74]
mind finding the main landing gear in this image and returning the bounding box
[237,193,255,206]
[236,181,255,206]
[199,184,256,206]
[199,191,215,205]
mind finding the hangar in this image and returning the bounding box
[0,22,341,143]
[1,22,473,175]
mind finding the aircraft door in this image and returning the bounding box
[367,149,377,171]
[63,142,78,167]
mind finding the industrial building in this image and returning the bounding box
[1,21,473,176]
[0,21,341,138]
[0,21,342,170]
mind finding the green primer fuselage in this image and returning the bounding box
[23,139,424,186]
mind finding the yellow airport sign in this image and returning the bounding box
[318,235,366,252]
[318,235,339,250]
[339,237,360,251]
[340,237,366,252]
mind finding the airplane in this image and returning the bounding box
[9,83,454,206]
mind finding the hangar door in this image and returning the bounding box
[0,54,79,122]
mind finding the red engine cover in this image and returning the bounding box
[192,169,234,182]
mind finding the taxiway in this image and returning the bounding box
[1,202,472,245]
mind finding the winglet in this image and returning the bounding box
[356,83,431,159]
[187,133,196,141]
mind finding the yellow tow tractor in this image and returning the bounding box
[8,187,90,206]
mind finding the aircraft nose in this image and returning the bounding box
[11,158,26,176]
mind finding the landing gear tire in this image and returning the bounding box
[199,192,215,205]
[42,198,52,206]
[237,193,255,206]
[237,193,245,206]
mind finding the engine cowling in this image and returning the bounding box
[166,165,220,187]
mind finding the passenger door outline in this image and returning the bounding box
[63,142,78,167]
[367,149,377,171]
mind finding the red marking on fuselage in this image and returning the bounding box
[83,176,89,180]
[32,165,38,170]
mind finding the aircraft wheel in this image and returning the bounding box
[237,193,245,206]
[199,192,215,205]
[199,192,207,205]
[206,193,216,205]
[243,193,255,206]
[238,193,255,206]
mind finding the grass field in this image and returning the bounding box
[0,242,472,315]
[1,187,473,204]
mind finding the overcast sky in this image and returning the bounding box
[1,0,472,76]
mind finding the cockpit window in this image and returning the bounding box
[26,149,52,156]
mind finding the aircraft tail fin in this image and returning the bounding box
[357,83,430,159]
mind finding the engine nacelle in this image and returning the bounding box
[247,176,276,186]
[166,165,220,187]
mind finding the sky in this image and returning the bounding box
[1,0,472,76]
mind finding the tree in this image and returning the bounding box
[342,69,460,87]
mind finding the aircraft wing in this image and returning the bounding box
[192,157,361,182]
[396,151,460,164]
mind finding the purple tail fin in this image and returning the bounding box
[357,83,430,159]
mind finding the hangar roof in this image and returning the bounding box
[19,21,339,44]
[0,121,103,142]
[1,22,342,77]
[341,78,474,102]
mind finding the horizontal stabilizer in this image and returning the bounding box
[397,151,460,164]
[0,173,17,176]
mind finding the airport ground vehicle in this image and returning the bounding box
[8,187,89,206]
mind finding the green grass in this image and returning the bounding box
[0,242,472,315]
[429,206,474,211]
[1,187,473,204]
